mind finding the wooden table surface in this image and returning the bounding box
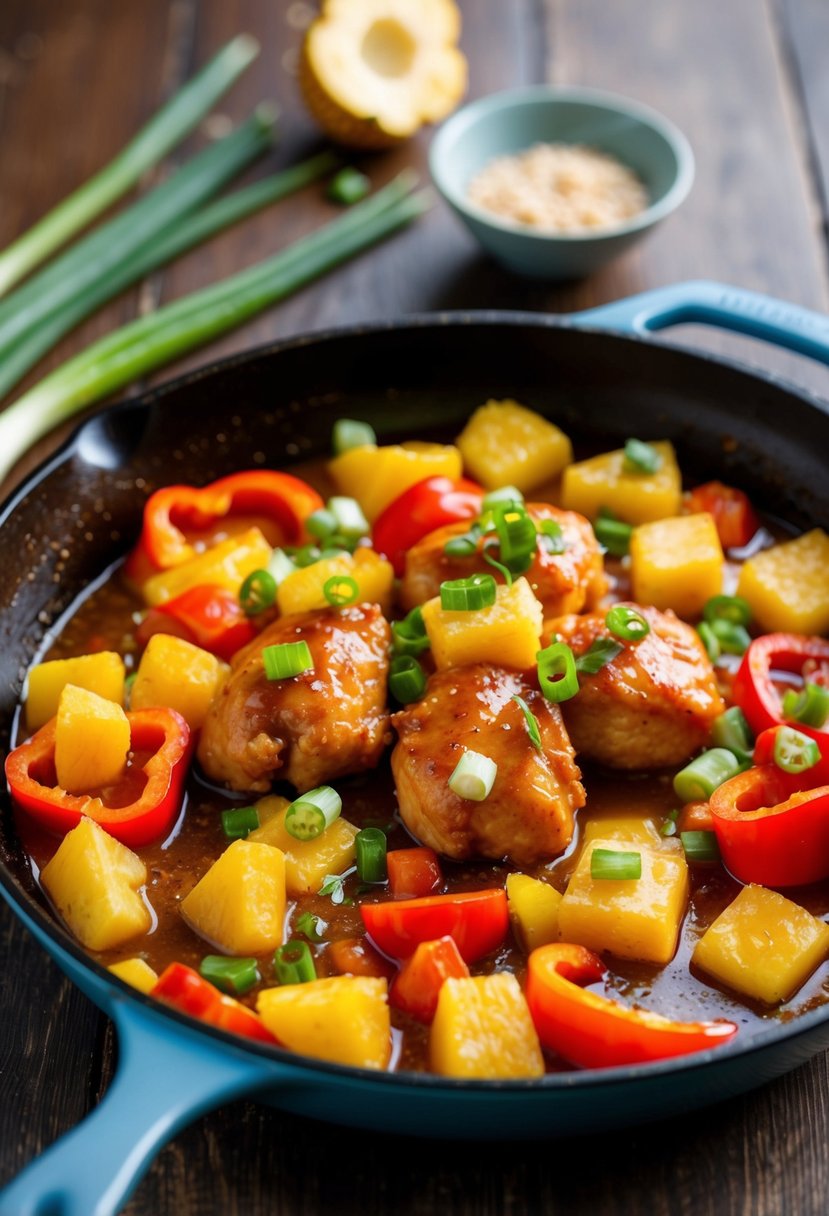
[1,2,829,1213]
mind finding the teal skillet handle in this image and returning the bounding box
[0,998,273,1216]
[570,279,829,366]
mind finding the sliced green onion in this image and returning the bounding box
[680,831,721,864]
[389,655,427,703]
[292,544,323,568]
[391,606,430,657]
[323,575,359,606]
[306,508,338,540]
[711,706,754,763]
[622,438,662,475]
[493,503,537,574]
[239,568,277,616]
[221,805,260,840]
[267,548,296,585]
[511,694,542,751]
[356,827,388,883]
[274,940,316,985]
[673,748,743,802]
[440,573,497,611]
[594,516,633,557]
[332,418,376,454]
[660,809,680,837]
[448,750,498,801]
[285,786,342,842]
[709,619,751,656]
[444,534,479,558]
[773,726,821,774]
[574,637,623,675]
[591,848,642,880]
[295,911,327,942]
[481,541,514,586]
[537,641,579,702]
[783,683,829,730]
[328,166,371,205]
[325,533,358,554]
[199,955,259,996]
[697,621,721,663]
[605,605,650,641]
[482,486,524,510]
[538,519,566,555]
[328,496,369,539]
[262,640,314,681]
[702,595,752,628]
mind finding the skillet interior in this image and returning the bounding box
[1,312,828,1104]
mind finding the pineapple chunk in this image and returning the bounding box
[430,973,544,1079]
[249,796,359,896]
[561,440,681,523]
[54,685,130,794]
[630,512,724,618]
[257,976,391,1069]
[558,836,689,965]
[142,527,272,607]
[26,651,125,732]
[329,441,462,522]
[581,814,665,849]
[692,884,829,1005]
[108,957,158,994]
[457,399,572,493]
[507,873,562,953]
[180,839,286,955]
[130,634,228,730]
[422,576,542,670]
[41,817,151,951]
[736,529,829,635]
[276,548,394,616]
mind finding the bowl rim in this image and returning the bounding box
[429,84,696,245]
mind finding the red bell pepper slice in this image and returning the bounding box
[361,888,508,963]
[5,706,192,847]
[389,935,469,1023]
[152,963,277,1045]
[710,763,829,887]
[372,476,485,576]
[526,943,738,1069]
[125,469,324,579]
[684,480,760,550]
[386,846,443,900]
[136,583,257,662]
[732,633,829,740]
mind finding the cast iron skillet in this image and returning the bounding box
[1,281,829,1216]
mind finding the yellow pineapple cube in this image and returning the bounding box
[142,527,272,606]
[276,547,394,616]
[507,873,562,952]
[422,576,543,670]
[630,512,724,618]
[257,976,391,1069]
[329,441,462,522]
[692,884,829,1005]
[582,814,665,849]
[130,634,228,730]
[108,957,158,994]
[180,839,286,955]
[41,817,151,951]
[457,399,572,493]
[737,529,829,635]
[561,441,681,523]
[249,796,358,896]
[558,837,689,965]
[430,973,544,1079]
[26,651,125,732]
[54,685,131,794]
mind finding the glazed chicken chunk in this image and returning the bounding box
[551,604,725,770]
[198,603,391,793]
[399,503,607,617]
[392,664,585,866]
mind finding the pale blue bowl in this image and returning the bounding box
[429,86,694,280]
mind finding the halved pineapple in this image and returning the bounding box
[300,0,467,149]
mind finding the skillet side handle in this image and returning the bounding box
[0,999,274,1216]
[570,279,829,367]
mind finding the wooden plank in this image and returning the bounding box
[778,0,829,235]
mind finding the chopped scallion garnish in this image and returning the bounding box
[492,503,537,574]
[306,508,338,541]
[673,748,743,802]
[680,831,721,864]
[537,641,579,702]
[389,655,427,703]
[329,496,369,540]
[482,486,524,510]
[709,619,751,656]
[267,548,297,585]
[356,827,388,883]
[622,438,662,475]
[262,640,314,681]
[538,519,566,555]
[328,166,371,205]
[697,621,721,663]
[200,955,259,996]
[323,575,359,606]
[782,683,829,730]
[605,605,650,641]
[448,750,498,801]
[511,694,543,751]
[660,809,680,837]
[221,805,260,840]
[591,848,642,880]
[702,594,752,628]
[711,706,754,763]
[391,606,430,657]
[239,568,277,616]
[440,573,497,612]
[594,515,633,557]
[295,911,327,942]
[574,637,623,675]
[332,418,377,454]
[284,786,342,841]
[773,726,821,775]
[481,541,514,586]
[274,940,316,985]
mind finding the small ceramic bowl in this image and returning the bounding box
[429,86,694,280]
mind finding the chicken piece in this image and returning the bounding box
[392,665,585,866]
[197,604,391,793]
[551,604,725,770]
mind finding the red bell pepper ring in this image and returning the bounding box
[5,706,192,847]
[684,480,760,550]
[372,476,485,576]
[526,943,738,1069]
[710,763,829,887]
[125,469,324,579]
[386,846,443,900]
[136,583,257,662]
[732,633,829,739]
[389,935,470,1023]
[361,888,508,963]
[151,963,277,1045]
